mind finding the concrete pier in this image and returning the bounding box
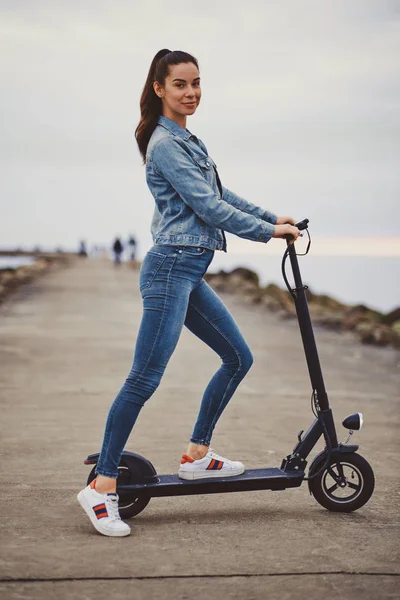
[1,258,399,599]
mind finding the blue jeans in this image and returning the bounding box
[95,244,253,478]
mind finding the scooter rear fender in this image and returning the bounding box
[83,450,158,484]
[83,450,147,465]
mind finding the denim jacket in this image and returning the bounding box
[145,115,277,252]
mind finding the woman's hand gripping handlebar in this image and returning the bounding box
[273,222,301,242]
[272,218,309,243]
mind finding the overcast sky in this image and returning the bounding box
[1,0,399,256]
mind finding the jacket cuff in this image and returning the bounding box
[263,210,278,225]
[259,222,276,243]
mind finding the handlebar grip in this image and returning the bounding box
[284,218,309,241]
[283,218,309,241]
[295,218,309,231]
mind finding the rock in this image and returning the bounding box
[0,252,76,304]
[205,269,261,298]
[262,283,292,311]
[204,266,399,350]
[278,307,296,320]
[355,322,394,346]
[229,267,259,285]
[308,304,345,331]
[382,307,400,326]
[392,320,400,336]
[305,287,314,302]
[207,276,231,292]
[241,288,264,304]
[204,272,232,292]
[308,293,347,312]
[230,275,258,293]
[341,304,382,331]
[0,271,16,285]
[391,321,400,349]
[259,295,281,312]
[242,293,261,305]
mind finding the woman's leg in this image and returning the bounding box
[184,279,254,449]
[95,252,193,485]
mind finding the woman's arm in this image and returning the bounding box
[196,138,278,225]
[150,138,275,244]
[222,185,277,225]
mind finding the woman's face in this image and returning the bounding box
[154,62,201,125]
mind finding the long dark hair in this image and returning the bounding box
[135,49,199,163]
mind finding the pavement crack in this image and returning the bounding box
[0,571,399,584]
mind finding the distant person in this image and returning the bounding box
[128,235,137,261]
[112,237,124,266]
[78,240,88,257]
[78,49,299,536]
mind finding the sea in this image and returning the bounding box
[207,254,399,314]
[0,256,35,270]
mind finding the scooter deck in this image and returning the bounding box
[117,468,304,499]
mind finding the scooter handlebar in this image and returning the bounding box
[295,218,309,231]
[283,218,309,241]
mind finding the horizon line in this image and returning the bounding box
[0,236,400,258]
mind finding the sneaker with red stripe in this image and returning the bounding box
[178,448,245,480]
[77,479,131,537]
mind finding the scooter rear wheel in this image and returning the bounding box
[309,452,374,512]
[87,460,151,519]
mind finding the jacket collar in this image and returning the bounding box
[157,115,192,141]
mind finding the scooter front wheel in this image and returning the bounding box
[87,460,151,519]
[309,452,374,512]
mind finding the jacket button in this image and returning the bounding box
[206,161,210,167]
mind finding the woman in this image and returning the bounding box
[77,49,300,537]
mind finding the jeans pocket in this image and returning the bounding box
[139,251,167,291]
[180,246,207,256]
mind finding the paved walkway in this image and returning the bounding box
[1,258,399,599]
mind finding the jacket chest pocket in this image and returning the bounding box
[194,157,216,187]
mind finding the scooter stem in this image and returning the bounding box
[286,240,330,412]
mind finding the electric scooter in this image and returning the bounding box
[82,219,375,517]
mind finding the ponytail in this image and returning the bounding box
[135,49,199,163]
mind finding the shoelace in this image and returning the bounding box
[207,448,226,462]
[105,494,121,521]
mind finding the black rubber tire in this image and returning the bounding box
[309,452,374,512]
[87,461,151,519]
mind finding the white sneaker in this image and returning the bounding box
[178,448,245,480]
[77,479,131,537]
